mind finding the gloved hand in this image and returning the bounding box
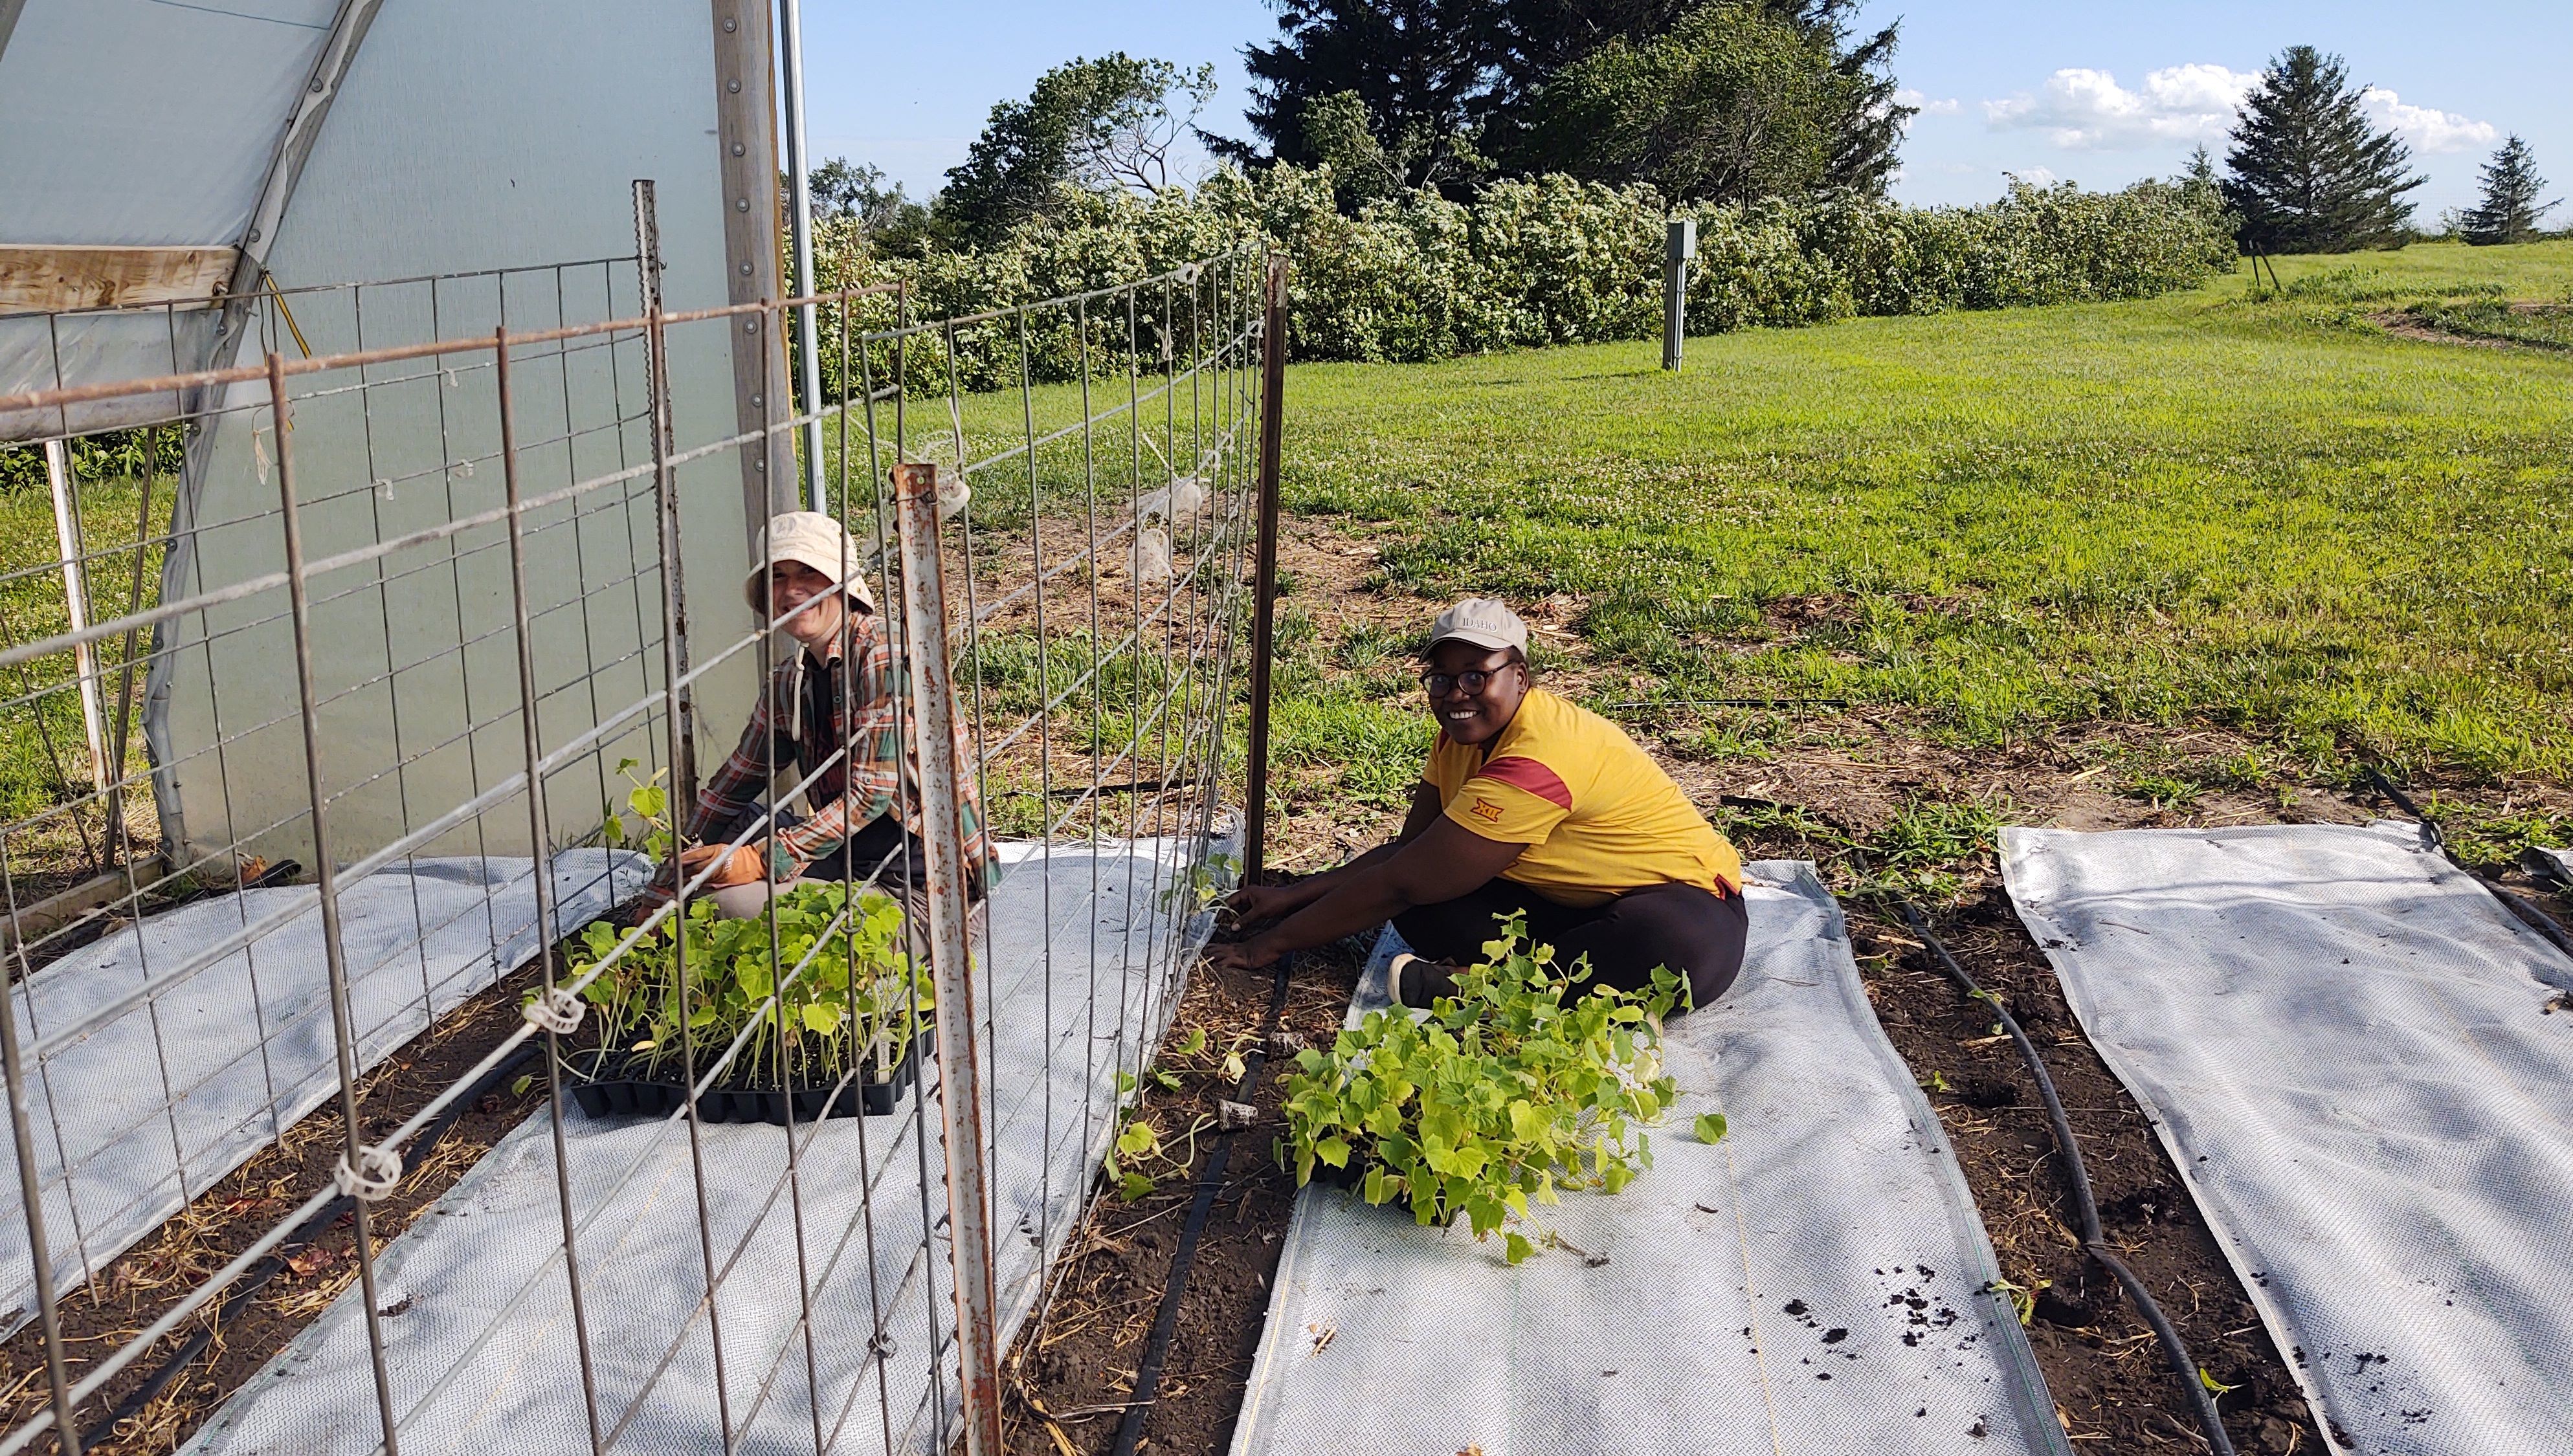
[675,840,768,890]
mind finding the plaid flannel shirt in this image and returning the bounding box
[687,611,997,892]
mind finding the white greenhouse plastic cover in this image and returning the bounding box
[3,0,780,864]
[1232,863,2070,1456]
[0,0,341,247]
[2001,822,2573,1456]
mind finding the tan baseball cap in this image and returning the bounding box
[746,511,878,616]
[1428,597,1527,656]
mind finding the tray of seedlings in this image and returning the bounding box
[559,881,931,1125]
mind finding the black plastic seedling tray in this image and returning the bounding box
[568,1032,924,1124]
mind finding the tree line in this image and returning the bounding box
[792,15,2557,269]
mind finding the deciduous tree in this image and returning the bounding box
[1501,3,1891,205]
[938,54,1217,246]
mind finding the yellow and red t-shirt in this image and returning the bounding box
[1423,689,1742,907]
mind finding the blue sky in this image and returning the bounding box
[797,1,2570,219]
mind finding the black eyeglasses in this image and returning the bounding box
[1421,667,1506,696]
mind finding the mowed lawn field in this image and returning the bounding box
[1259,239,2573,870]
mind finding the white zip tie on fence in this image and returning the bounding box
[933,462,969,520]
[520,986,585,1035]
[334,1145,404,1202]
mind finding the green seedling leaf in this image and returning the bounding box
[1173,1028,1207,1055]
[1694,1113,1728,1145]
[1117,1120,1159,1158]
[1119,1172,1155,1202]
[1503,1231,1534,1265]
[511,1074,535,1098]
[2199,1367,2238,1396]
[1276,912,1675,1256]
[1221,1050,1247,1083]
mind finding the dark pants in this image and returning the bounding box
[1392,877,1749,1013]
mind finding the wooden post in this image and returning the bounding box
[1243,256,1289,881]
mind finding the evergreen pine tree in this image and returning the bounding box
[2461,136,2558,246]
[2222,46,2423,253]
[1225,0,1500,192]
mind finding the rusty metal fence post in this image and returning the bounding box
[1243,254,1289,881]
[889,460,1003,1456]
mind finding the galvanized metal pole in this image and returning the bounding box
[1662,217,1695,372]
[0,861,82,1455]
[42,440,110,797]
[1242,256,1289,881]
[632,179,699,824]
[267,351,406,1456]
[888,460,1003,1456]
[777,0,826,509]
[492,331,610,1455]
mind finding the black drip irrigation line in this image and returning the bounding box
[73,1041,544,1449]
[1108,950,1295,1456]
[2362,766,2573,960]
[1891,901,2237,1456]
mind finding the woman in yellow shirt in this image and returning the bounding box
[1208,599,1748,1011]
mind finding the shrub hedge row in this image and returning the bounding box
[805,164,2237,395]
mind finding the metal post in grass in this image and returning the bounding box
[1663,217,1695,372]
[1243,254,1289,881]
[890,460,1004,1456]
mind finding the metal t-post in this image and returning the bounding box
[1243,256,1288,880]
[777,0,825,508]
[889,461,1002,1456]
[1663,217,1695,372]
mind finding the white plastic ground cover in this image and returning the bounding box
[183,835,1228,1456]
[1,850,645,1338]
[2001,822,2573,1455]
[1231,861,2069,1456]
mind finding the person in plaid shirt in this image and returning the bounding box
[672,511,997,916]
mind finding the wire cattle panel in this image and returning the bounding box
[0,237,1271,1456]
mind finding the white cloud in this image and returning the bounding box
[2012,166,2060,187]
[1984,64,2256,150]
[1895,89,1962,116]
[2358,87,2497,154]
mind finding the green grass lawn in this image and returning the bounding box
[1275,239,2573,787]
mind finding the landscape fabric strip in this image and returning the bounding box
[1999,822,2573,1456]
[177,841,1220,1456]
[1889,901,2234,1456]
[1229,861,2070,1456]
[0,850,645,1340]
[2362,767,2573,959]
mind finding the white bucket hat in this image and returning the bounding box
[746,511,878,617]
